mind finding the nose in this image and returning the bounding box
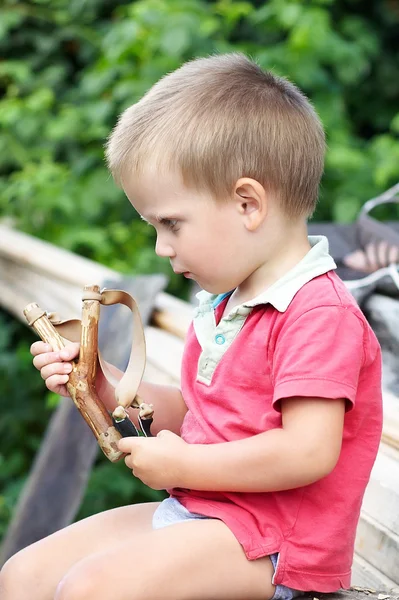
[155,235,176,258]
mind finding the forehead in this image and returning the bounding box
[123,166,183,198]
[122,167,216,218]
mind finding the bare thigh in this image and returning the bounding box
[55,518,275,600]
[0,501,159,600]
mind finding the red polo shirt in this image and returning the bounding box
[171,270,382,592]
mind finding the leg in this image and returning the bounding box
[0,501,159,600]
[55,518,275,600]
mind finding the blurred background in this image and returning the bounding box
[1,0,399,543]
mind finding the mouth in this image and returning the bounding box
[173,269,192,278]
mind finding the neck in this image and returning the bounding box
[229,221,311,308]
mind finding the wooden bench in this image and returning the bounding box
[0,224,398,593]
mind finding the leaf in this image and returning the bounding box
[332,196,361,223]
[160,27,191,56]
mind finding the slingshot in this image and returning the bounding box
[23,284,154,463]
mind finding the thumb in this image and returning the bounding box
[157,430,169,438]
[118,437,138,453]
[59,342,80,361]
[157,430,175,440]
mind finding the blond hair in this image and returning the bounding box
[106,53,325,217]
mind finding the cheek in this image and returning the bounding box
[191,235,218,263]
[182,230,209,255]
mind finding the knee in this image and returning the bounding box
[54,562,104,600]
[54,561,149,600]
[0,550,32,599]
[55,572,90,600]
[0,556,15,600]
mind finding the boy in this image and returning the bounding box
[0,53,382,600]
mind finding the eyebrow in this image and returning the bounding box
[140,213,179,224]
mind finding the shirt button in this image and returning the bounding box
[215,334,225,345]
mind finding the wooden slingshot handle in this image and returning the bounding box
[24,285,124,463]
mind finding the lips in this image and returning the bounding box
[173,269,192,278]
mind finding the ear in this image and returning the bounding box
[234,178,268,231]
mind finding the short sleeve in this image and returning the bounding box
[272,306,365,411]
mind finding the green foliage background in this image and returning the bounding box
[1,0,398,541]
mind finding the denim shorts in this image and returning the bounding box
[152,497,302,600]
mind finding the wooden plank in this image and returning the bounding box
[143,360,179,386]
[303,589,399,600]
[354,444,399,585]
[381,392,399,452]
[0,256,82,320]
[355,513,399,584]
[0,398,97,566]
[352,554,399,592]
[0,224,118,287]
[361,444,399,534]
[152,292,193,340]
[0,224,193,337]
[365,295,399,355]
[0,258,177,380]
[144,326,184,382]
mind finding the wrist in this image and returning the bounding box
[176,441,199,489]
[176,442,209,490]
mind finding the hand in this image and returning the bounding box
[118,430,189,490]
[30,341,80,397]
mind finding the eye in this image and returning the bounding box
[160,218,179,232]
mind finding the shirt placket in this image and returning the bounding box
[194,305,251,385]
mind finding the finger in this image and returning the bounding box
[30,341,53,356]
[118,438,132,453]
[45,373,70,395]
[31,341,79,362]
[40,361,72,382]
[33,351,64,371]
[377,241,388,268]
[342,249,368,272]
[365,243,378,272]
[388,244,399,265]
[32,341,79,370]
[124,454,133,469]
[157,429,171,439]
[118,437,139,453]
[59,342,80,361]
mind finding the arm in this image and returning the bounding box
[180,396,345,492]
[120,396,346,492]
[176,307,362,492]
[30,341,188,437]
[95,362,188,436]
[121,306,361,491]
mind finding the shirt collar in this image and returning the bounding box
[195,235,337,317]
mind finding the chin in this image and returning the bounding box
[193,274,236,296]
[199,282,233,295]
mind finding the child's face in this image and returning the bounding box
[123,169,258,294]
